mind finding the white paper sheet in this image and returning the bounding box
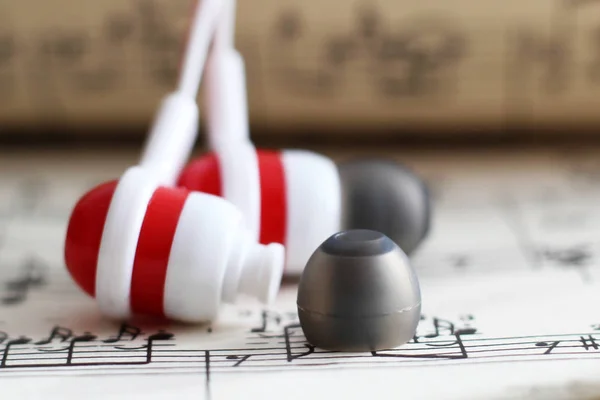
[1,147,600,399]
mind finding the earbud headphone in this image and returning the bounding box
[168,0,432,274]
[64,0,284,323]
[64,0,431,324]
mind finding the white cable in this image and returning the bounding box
[177,0,223,98]
[139,0,247,185]
[204,0,250,149]
[212,0,236,54]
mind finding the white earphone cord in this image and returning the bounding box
[139,0,249,185]
[177,0,235,98]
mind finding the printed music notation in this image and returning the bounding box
[1,312,600,377]
[1,258,48,306]
[1,150,600,399]
[1,0,600,104]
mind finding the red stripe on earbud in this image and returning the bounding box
[130,187,189,317]
[257,150,287,246]
[64,180,118,298]
[177,153,222,196]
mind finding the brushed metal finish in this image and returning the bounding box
[338,159,431,255]
[297,230,422,352]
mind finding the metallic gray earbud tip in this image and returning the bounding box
[297,229,422,352]
[338,159,431,255]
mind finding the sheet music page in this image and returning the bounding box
[1,147,600,400]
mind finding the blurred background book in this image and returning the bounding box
[0,0,599,145]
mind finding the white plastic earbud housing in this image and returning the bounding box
[64,0,285,323]
[139,93,199,186]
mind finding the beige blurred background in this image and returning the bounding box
[0,0,600,146]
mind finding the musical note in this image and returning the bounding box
[270,5,467,99]
[423,318,455,338]
[0,325,176,369]
[456,315,478,336]
[143,331,174,364]
[33,331,96,364]
[416,317,476,341]
[455,327,478,335]
[2,258,48,306]
[247,310,297,341]
[541,245,592,267]
[35,326,72,345]
[288,344,315,362]
[373,332,469,360]
[284,324,315,362]
[405,316,476,360]
[540,245,594,281]
[65,333,97,365]
[251,311,282,333]
[104,324,141,343]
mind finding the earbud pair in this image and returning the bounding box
[64,0,284,323]
[176,145,431,275]
[63,0,431,324]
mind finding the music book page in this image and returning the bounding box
[1,147,600,399]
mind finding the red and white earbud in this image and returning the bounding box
[166,0,342,273]
[139,0,261,237]
[174,1,431,269]
[178,148,343,275]
[64,0,284,323]
[65,167,283,322]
